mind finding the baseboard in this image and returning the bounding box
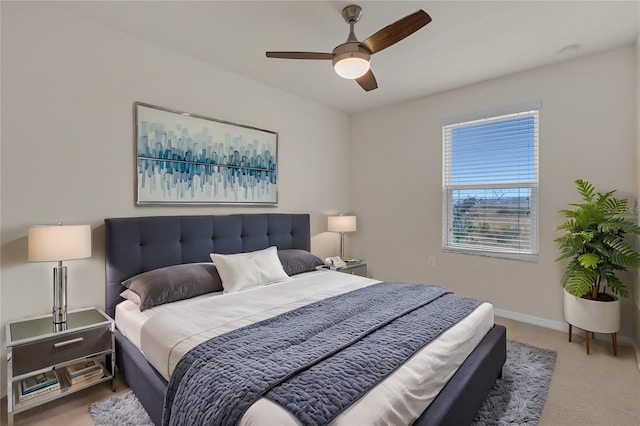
[493,308,634,348]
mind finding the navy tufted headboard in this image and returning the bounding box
[104,214,311,318]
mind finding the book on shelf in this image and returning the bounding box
[18,381,60,403]
[20,370,58,394]
[18,371,60,403]
[65,359,102,378]
[63,363,105,385]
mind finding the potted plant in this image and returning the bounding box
[555,179,640,354]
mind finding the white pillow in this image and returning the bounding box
[210,246,290,293]
[119,289,141,305]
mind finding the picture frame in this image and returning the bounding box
[134,102,278,205]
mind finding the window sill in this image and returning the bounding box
[442,246,539,262]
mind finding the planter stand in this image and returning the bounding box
[563,289,620,356]
[567,324,617,355]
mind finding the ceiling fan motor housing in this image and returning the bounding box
[332,42,371,65]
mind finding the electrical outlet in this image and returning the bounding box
[428,256,436,268]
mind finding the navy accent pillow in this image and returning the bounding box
[122,263,223,310]
[277,249,325,276]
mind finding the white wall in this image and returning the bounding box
[0,2,351,396]
[350,46,638,338]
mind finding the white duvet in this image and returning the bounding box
[115,269,494,425]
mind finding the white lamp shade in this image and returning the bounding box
[327,215,357,233]
[333,57,370,79]
[28,225,92,261]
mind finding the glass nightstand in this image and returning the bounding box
[322,260,367,277]
[6,307,115,425]
[341,260,367,277]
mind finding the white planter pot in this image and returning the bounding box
[563,289,620,333]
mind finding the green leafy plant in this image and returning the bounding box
[555,179,640,299]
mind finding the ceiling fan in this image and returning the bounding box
[265,4,432,92]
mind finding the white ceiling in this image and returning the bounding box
[55,1,639,114]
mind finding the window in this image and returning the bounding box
[442,106,539,261]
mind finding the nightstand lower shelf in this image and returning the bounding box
[11,369,114,415]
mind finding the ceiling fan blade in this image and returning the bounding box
[361,10,432,55]
[356,69,378,92]
[266,52,333,60]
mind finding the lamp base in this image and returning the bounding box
[53,322,68,332]
[53,264,67,327]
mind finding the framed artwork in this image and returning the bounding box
[135,102,278,205]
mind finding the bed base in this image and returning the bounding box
[115,329,166,425]
[115,325,506,426]
[415,324,506,425]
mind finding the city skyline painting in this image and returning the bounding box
[135,102,278,205]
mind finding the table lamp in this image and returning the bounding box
[28,224,92,328]
[327,214,357,259]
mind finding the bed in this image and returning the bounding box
[105,214,506,426]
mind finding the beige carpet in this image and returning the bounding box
[3,317,639,426]
[498,317,640,426]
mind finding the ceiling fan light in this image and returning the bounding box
[333,55,370,79]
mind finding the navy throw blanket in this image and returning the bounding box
[163,282,482,426]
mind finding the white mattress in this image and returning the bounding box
[115,270,494,425]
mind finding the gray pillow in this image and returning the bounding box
[122,263,223,310]
[277,249,325,276]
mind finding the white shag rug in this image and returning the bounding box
[89,390,154,426]
[472,340,557,425]
[89,340,556,425]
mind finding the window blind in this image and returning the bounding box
[442,109,539,260]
